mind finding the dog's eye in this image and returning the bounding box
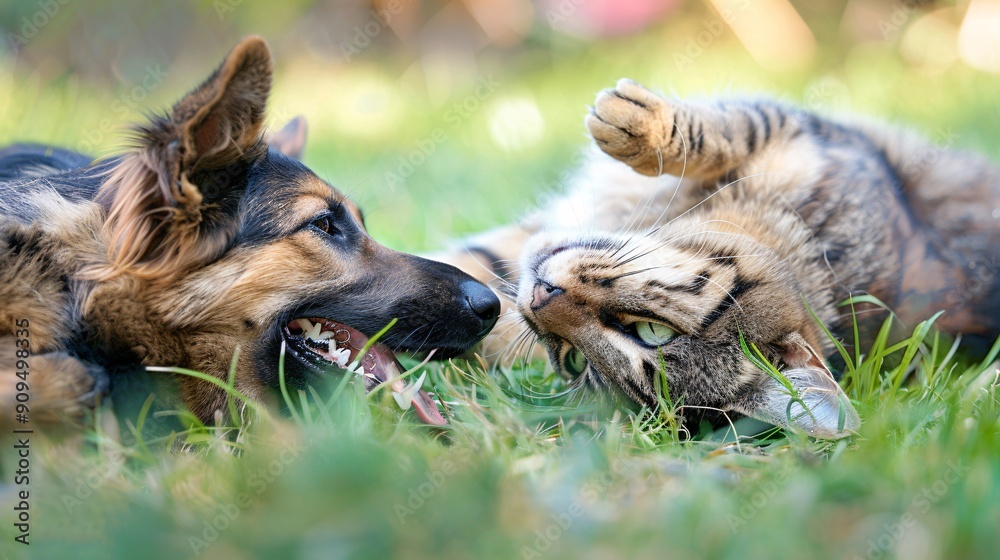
[310,215,338,236]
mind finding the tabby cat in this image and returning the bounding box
[433,79,1000,438]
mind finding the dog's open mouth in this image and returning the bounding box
[282,318,447,426]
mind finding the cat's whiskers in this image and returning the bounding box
[521,380,585,402]
[675,250,769,268]
[516,335,541,368]
[604,252,770,282]
[610,224,753,270]
[487,315,533,360]
[607,217,740,265]
[640,125,684,230]
[605,228,686,267]
[604,238,632,263]
[605,235,662,266]
[662,171,787,228]
[616,123,683,235]
[503,323,540,367]
[610,138,722,252]
[460,247,519,294]
[607,127,686,259]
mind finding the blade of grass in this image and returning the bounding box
[277,340,304,425]
[890,311,943,393]
[298,389,313,427]
[130,393,158,459]
[804,296,855,377]
[226,345,242,428]
[146,365,267,419]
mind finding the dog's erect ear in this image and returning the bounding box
[165,34,271,182]
[736,332,861,439]
[93,36,273,281]
[169,36,271,173]
[266,116,308,159]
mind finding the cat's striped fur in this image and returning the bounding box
[434,79,1000,438]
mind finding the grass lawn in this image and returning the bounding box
[2,22,1000,560]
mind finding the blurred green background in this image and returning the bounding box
[2,1,1000,560]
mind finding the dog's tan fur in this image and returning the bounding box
[0,37,498,431]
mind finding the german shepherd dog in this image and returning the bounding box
[0,37,500,429]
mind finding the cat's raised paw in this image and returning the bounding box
[586,79,672,176]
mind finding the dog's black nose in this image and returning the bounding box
[460,281,501,330]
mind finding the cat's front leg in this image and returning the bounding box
[585,79,678,177]
[586,79,800,180]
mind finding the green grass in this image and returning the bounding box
[3,17,1000,560]
[3,311,998,560]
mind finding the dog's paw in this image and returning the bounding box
[15,353,110,427]
[78,360,111,408]
[585,79,673,176]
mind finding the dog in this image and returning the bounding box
[0,36,500,430]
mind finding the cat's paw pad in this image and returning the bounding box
[586,79,672,176]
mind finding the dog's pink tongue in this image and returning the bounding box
[362,344,448,426]
[318,320,446,426]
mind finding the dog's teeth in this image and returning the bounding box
[304,321,323,340]
[315,330,336,341]
[392,372,427,411]
[329,347,352,367]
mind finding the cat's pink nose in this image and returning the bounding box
[531,281,564,310]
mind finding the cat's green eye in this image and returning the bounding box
[635,321,676,346]
[563,347,588,377]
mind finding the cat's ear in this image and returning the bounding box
[266,116,308,159]
[739,332,860,439]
